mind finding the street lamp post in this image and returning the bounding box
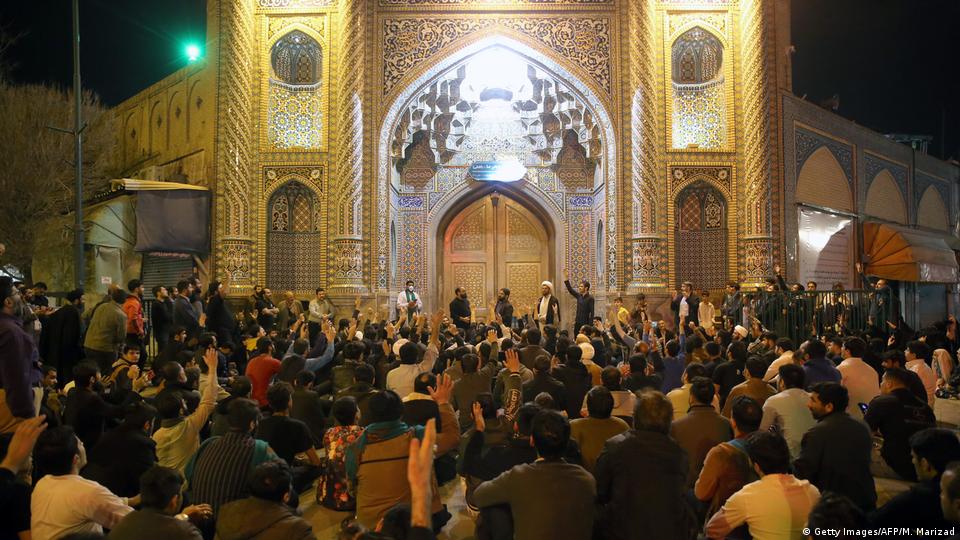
[71,0,85,290]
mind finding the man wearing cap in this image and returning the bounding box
[533,281,560,328]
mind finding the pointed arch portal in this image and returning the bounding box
[376,36,618,314]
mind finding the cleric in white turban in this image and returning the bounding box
[534,280,560,327]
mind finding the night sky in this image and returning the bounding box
[2,0,958,161]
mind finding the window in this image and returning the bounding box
[671,27,725,149]
[268,31,323,149]
[267,182,321,292]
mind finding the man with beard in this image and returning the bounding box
[563,271,594,334]
[151,286,174,354]
[794,381,876,512]
[494,288,514,328]
[40,289,85,387]
[450,287,472,332]
[533,281,560,328]
[0,276,42,432]
[721,282,743,329]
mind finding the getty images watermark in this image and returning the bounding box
[803,527,956,537]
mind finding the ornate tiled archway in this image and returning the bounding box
[375,36,618,312]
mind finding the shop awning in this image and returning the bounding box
[862,222,959,283]
[110,179,211,255]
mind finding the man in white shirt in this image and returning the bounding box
[763,338,796,383]
[396,280,422,324]
[836,337,880,419]
[759,364,816,460]
[698,289,717,330]
[905,340,937,406]
[705,431,820,540]
[32,425,136,538]
[153,348,220,472]
[386,313,441,397]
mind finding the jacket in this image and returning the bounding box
[122,295,144,336]
[83,301,127,353]
[794,411,877,512]
[173,297,200,339]
[107,508,202,540]
[564,280,595,329]
[473,459,596,540]
[670,404,734,488]
[215,497,314,540]
[518,344,549,370]
[521,372,566,410]
[82,423,157,497]
[595,429,696,540]
[551,363,592,419]
[0,312,42,420]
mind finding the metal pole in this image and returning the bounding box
[72,0,84,290]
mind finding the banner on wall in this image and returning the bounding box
[798,206,853,289]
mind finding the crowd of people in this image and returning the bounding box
[1,269,960,540]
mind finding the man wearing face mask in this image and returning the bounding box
[0,276,43,433]
[450,287,472,332]
[397,280,422,324]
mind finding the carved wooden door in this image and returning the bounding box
[442,193,548,321]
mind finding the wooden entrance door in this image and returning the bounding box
[442,193,549,321]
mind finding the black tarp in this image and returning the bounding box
[135,189,211,254]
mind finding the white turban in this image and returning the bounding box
[733,325,748,339]
[541,281,554,293]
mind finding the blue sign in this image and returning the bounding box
[468,159,526,183]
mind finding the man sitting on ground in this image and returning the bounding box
[31,426,137,538]
[705,431,820,539]
[722,357,776,417]
[474,410,596,540]
[106,465,210,540]
[870,428,960,528]
[216,460,315,539]
[695,395,762,525]
[570,386,629,473]
[257,382,322,493]
[864,367,936,481]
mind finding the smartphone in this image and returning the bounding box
[651,321,659,329]
[858,403,868,414]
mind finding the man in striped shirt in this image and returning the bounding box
[185,398,277,517]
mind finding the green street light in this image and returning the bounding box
[186,44,201,62]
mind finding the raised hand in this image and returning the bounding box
[505,349,521,374]
[385,319,396,339]
[407,418,436,529]
[428,373,454,405]
[323,319,337,343]
[0,415,47,474]
[472,401,486,433]
[203,346,219,372]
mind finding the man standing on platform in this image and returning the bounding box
[563,270,594,334]
[495,288,514,328]
[307,288,335,343]
[450,287,472,333]
[671,281,701,334]
[534,281,560,328]
[397,280,422,324]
